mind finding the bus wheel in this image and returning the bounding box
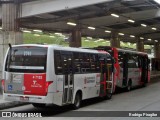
[32,103,46,108]
[126,80,132,91]
[72,93,81,110]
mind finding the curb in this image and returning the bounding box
[0,101,28,110]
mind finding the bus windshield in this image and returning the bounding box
[5,46,47,73]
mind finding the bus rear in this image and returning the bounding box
[2,45,53,104]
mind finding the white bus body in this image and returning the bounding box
[2,44,113,108]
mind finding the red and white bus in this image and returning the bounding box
[2,44,114,109]
[94,46,150,92]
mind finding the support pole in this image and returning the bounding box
[69,29,81,47]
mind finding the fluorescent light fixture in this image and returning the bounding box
[118,33,124,36]
[88,26,95,30]
[128,19,135,23]
[0,27,2,30]
[34,34,40,37]
[105,30,111,33]
[155,40,158,42]
[111,13,119,18]
[33,29,42,32]
[141,24,147,27]
[140,37,144,40]
[67,22,77,26]
[49,35,55,38]
[22,30,31,33]
[130,35,135,38]
[148,38,152,41]
[152,27,157,30]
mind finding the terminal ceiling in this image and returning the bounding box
[1,0,160,45]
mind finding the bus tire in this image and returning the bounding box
[126,80,132,91]
[72,92,81,110]
[32,103,46,108]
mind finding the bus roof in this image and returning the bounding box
[10,44,110,55]
[95,46,148,55]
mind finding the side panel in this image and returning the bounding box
[54,75,63,106]
[4,72,24,94]
[84,74,100,99]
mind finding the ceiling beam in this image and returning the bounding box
[120,23,160,35]
[81,8,160,27]
[143,33,160,39]
[21,0,114,18]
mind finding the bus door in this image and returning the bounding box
[99,55,107,97]
[99,55,113,97]
[141,57,148,83]
[105,63,113,97]
[100,64,106,96]
[122,53,128,86]
[61,53,74,104]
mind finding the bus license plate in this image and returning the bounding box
[20,96,29,101]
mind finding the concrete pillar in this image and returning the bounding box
[136,38,144,52]
[0,1,23,80]
[110,31,120,48]
[154,42,160,58]
[69,29,81,47]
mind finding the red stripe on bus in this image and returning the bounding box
[24,73,47,96]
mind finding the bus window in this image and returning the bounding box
[96,55,100,71]
[90,54,97,72]
[118,51,124,68]
[84,54,91,73]
[73,52,81,73]
[54,50,63,74]
[61,51,73,74]
[128,54,138,68]
[5,46,47,73]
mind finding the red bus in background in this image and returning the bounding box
[93,46,150,92]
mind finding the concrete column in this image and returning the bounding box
[0,31,22,68]
[69,29,81,47]
[110,31,120,48]
[154,42,160,58]
[0,1,23,79]
[136,38,144,52]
